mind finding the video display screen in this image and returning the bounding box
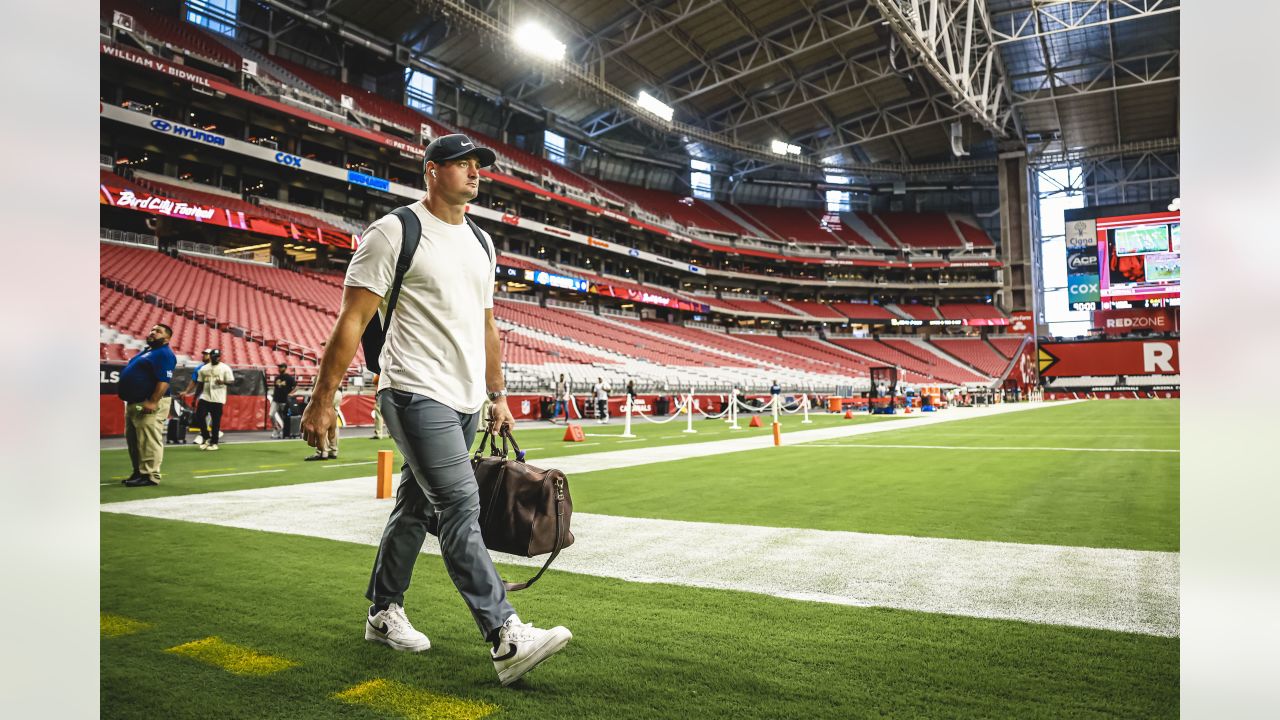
[1097,211,1181,305]
[1113,225,1169,256]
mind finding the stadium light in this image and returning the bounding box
[512,22,565,62]
[770,140,800,156]
[637,91,674,122]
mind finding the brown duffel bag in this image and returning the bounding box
[427,426,574,591]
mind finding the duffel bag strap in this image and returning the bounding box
[503,475,567,592]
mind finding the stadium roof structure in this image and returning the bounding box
[247,0,1179,178]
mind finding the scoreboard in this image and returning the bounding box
[1064,210,1180,312]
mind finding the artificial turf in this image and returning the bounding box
[99,411,899,503]
[101,513,1178,720]
[568,400,1179,551]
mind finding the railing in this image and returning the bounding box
[545,298,593,312]
[100,229,158,248]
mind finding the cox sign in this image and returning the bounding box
[274,152,302,168]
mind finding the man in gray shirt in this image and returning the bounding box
[301,134,570,687]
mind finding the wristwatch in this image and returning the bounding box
[488,389,507,401]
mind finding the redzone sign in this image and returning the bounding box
[1038,339,1179,377]
[1092,308,1177,336]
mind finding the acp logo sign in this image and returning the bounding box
[149,118,226,146]
[1066,251,1099,272]
[274,152,302,168]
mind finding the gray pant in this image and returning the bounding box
[366,389,515,640]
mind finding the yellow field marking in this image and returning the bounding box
[101,613,150,638]
[333,678,498,720]
[165,636,298,676]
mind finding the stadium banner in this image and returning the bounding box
[591,284,710,313]
[100,364,269,436]
[99,182,349,248]
[1091,308,1179,337]
[1008,311,1034,335]
[1037,339,1179,378]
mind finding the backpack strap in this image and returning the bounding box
[463,214,493,264]
[382,206,423,334]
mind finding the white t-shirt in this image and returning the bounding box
[593,383,608,401]
[198,363,235,404]
[345,202,496,413]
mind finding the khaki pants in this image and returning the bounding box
[125,397,172,482]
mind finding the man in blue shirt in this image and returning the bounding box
[118,324,177,487]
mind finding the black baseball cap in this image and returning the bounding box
[423,133,496,170]
[208,349,221,361]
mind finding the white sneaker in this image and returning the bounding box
[491,614,571,686]
[207,444,219,451]
[365,603,431,652]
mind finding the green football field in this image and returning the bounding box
[101,400,1179,718]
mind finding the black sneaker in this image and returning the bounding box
[123,476,158,487]
[122,471,142,485]
[303,453,328,461]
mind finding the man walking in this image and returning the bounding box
[300,133,571,686]
[118,324,176,487]
[195,349,233,450]
[270,362,296,439]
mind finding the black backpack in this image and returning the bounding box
[360,206,492,374]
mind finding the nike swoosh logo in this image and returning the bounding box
[461,141,473,147]
[492,643,517,661]
[368,620,389,635]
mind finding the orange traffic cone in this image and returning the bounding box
[748,415,762,428]
[843,410,853,419]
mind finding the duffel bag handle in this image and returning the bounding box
[472,422,505,462]
[500,427,525,462]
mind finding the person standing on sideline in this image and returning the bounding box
[118,324,176,487]
[270,362,297,439]
[551,373,569,423]
[185,349,211,440]
[299,133,571,686]
[625,379,636,409]
[305,384,344,460]
[195,349,234,450]
[370,373,388,439]
[592,377,609,423]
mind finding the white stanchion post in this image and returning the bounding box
[683,391,698,433]
[729,388,741,430]
[801,393,813,424]
[771,394,780,425]
[620,396,636,438]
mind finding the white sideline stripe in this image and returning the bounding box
[193,469,286,479]
[101,475,1177,637]
[807,443,1179,454]
[537,401,1085,476]
[323,461,377,468]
